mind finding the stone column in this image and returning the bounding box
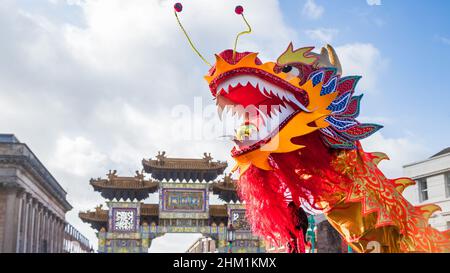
[61,221,66,253]
[62,225,66,252]
[51,215,56,253]
[60,220,65,253]
[17,194,26,253]
[28,199,36,252]
[35,204,43,253]
[34,202,39,253]
[14,190,24,253]
[57,220,61,253]
[35,203,42,253]
[48,214,53,253]
[57,221,61,253]
[49,213,53,253]
[31,202,36,253]
[44,209,49,253]
[54,217,58,253]
[43,210,48,253]
[27,196,33,253]
[1,187,22,253]
[57,220,62,253]
[21,193,30,253]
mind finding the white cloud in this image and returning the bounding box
[302,0,324,20]
[305,28,339,43]
[50,136,108,177]
[367,0,382,6]
[335,43,389,92]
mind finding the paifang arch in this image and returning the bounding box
[79,152,265,253]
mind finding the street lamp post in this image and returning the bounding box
[227,224,236,253]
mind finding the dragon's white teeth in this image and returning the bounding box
[270,106,280,117]
[248,78,258,88]
[229,78,240,88]
[217,83,229,94]
[256,110,265,126]
[218,106,224,120]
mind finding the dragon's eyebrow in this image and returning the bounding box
[277,43,317,66]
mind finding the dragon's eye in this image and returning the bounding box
[282,65,293,73]
[281,65,301,80]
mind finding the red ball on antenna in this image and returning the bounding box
[174,3,183,12]
[235,5,244,15]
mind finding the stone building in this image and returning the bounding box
[403,148,450,231]
[0,134,72,253]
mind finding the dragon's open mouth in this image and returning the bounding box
[212,71,309,156]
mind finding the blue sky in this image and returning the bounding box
[279,0,450,154]
[1,0,449,252]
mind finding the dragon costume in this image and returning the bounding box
[175,4,450,253]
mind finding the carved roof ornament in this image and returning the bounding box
[95,204,103,213]
[223,173,233,184]
[156,151,167,165]
[203,152,213,164]
[107,170,118,181]
[134,170,145,182]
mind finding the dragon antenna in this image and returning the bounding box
[232,5,252,61]
[173,3,212,67]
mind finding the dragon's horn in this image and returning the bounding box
[315,44,343,75]
[320,47,330,63]
[325,44,342,75]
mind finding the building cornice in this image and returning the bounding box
[406,167,450,180]
[0,145,72,211]
[403,153,450,168]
